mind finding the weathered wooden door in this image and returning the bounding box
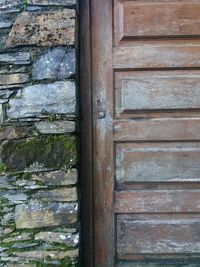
[81,0,200,266]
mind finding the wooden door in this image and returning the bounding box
[81,0,200,266]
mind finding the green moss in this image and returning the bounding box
[1,242,12,249]
[44,242,72,251]
[20,261,57,267]
[0,163,7,174]
[22,0,27,11]
[35,263,54,267]
[60,258,73,267]
[12,172,33,180]
[24,254,75,267]
[48,114,59,122]
[1,135,77,172]
[0,196,10,206]
[21,172,32,180]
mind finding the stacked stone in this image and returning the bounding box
[0,0,79,266]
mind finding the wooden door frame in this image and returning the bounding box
[80,0,93,266]
[80,0,114,266]
[80,1,200,266]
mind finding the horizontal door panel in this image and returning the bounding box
[116,261,200,267]
[115,71,200,113]
[113,46,200,69]
[117,215,200,256]
[115,190,200,213]
[116,143,200,183]
[114,1,200,43]
[114,118,200,141]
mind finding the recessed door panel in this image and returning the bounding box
[117,215,200,257]
[114,1,200,44]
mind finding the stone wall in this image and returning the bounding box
[0,1,79,266]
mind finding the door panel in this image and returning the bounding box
[90,0,200,266]
[116,263,200,267]
[114,0,200,44]
[115,71,200,113]
[115,191,200,213]
[116,143,200,183]
[114,119,200,141]
[117,215,200,256]
[113,45,200,68]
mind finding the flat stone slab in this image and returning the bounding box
[13,249,78,260]
[33,48,76,80]
[0,66,27,74]
[7,81,76,119]
[0,176,16,190]
[27,0,76,6]
[0,52,31,65]
[35,231,79,247]
[31,169,78,186]
[32,187,78,202]
[6,264,37,267]
[0,13,16,29]
[0,0,21,12]
[3,233,32,243]
[11,243,38,250]
[0,73,29,86]
[0,90,13,100]
[1,211,15,225]
[1,190,28,204]
[0,21,11,28]
[6,10,75,47]
[35,121,75,134]
[0,126,31,141]
[15,201,78,228]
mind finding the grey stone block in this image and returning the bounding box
[33,48,76,80]
[7,81,76,119]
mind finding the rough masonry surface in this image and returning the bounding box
[0,0,79,266]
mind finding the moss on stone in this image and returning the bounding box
[60,258,73,267]
[22,0,27,11]
[0,196,10,206]
[45,242,73,251]
[35,263,57,267]
[21,172,33,180]
[0,163,7,174]
[1,135,77,172]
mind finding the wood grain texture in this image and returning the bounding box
[80,0,94,266]
[84,0,200,265]
[115,71,200,113]
[116,260,200,267]
[116,143,200,183]
[91,0,114,266]
[114,118,200,141]
[117,215,200,256]
[115,190,200,213]
[116,263,200,267]
[114,1,200,43]
[113,45,200,69]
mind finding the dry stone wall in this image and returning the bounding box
[0,0,79,266]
